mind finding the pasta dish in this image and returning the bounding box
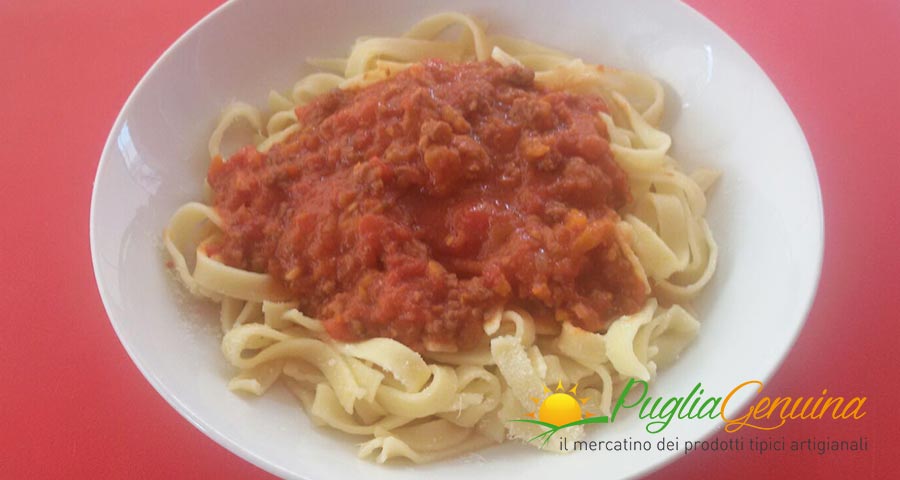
[164,12,718,463]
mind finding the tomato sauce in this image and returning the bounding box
[207,60,646,351]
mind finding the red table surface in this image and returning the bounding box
[2,1,898,478]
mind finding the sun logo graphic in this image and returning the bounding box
[510,381,609,447]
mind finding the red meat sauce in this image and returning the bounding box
[206,60,647,352]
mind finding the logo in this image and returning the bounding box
[510,381,609,447]
[512,378,868,443]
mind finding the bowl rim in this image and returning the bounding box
[89,0,825,478]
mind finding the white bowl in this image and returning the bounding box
[90,0,823,478]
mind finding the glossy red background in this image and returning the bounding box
[2,1,898,478]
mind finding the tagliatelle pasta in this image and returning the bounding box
[163,12,718,463]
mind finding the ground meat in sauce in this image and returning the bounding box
[206,59,647,352]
